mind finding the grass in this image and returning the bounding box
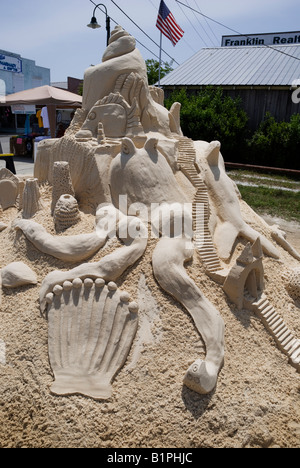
[227,170,300,223]
[228,170,300,191]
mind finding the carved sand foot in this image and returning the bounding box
[152,237,225,395]
[45,277,139,400]
[184,359,223,395]
[272,229,300,261]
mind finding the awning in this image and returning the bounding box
[0,85,82,137]
[0,85,82,107]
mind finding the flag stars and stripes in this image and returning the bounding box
[156,0,184,46]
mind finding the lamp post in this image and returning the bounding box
[87,3,111,46]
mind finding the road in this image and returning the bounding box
[0,135,34,176]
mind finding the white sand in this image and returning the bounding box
[0,184,299,448]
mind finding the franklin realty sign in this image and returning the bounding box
[222,31,300,47]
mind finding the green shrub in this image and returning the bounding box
[165,87,300,169]
[246,113,300,169]
[165,87,249,161]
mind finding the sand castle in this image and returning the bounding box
[0,26,299,432]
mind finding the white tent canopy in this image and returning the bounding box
[0,85,82,137]
[0,85,82,107]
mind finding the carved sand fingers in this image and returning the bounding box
[39,216,148,313]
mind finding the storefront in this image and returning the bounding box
[0,49,50,133]
[0,85,82,159]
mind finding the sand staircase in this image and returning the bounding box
[177,137,222,274]
[245,293,300,372]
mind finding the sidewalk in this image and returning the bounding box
[0,135,34,176]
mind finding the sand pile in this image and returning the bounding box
[0,182,299,449]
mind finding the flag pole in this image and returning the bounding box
[158,31,162,87]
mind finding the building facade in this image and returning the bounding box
[0,49,50,133]
[160,40,300,130]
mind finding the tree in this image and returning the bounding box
[146,59,173,85]
[78,82,83,96]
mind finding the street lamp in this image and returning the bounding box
[87,3,111,46]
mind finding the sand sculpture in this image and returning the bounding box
[53,194,81,232]
[282,267,300,301]
[0,26,299,403]
[22,178,42,219]
[1,262,37,289]
[51,162,75,215]
[0,261,37,309]
[0,168,20,210]
[46,278,139,400]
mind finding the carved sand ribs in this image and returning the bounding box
[177,137,222,273]
[245,293,300,372]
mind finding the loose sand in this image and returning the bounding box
[0,184,299,448]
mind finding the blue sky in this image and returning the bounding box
[1,0,300,82]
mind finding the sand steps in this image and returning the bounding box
[177,137,222,273]
[245,293,300,371]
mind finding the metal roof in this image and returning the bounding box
[160,45,300,87]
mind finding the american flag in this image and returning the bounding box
[156,0,184,46]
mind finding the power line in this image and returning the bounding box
[192,0,219,45]
[88,0,170,64]
[147,0,158,9]
[185,0,216,46]
[176,0,209,47]
[176,0,300,62]
[109,0,180,65]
